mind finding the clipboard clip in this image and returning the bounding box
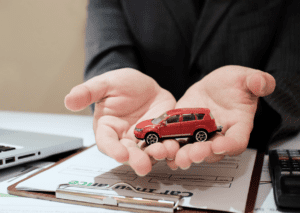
[56,182,183,212]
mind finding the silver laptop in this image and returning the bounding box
[0,129,83,169]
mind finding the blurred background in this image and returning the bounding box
[0,0,91,115]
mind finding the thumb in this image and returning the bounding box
[64,77,108,111]
[246,71,276,97]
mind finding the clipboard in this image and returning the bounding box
[7,145,264,213]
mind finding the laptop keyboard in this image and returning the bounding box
[0,145,16,153]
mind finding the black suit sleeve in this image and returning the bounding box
[259,1,300,144]
[84,0,141,81]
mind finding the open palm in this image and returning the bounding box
[65,68,176,176]
[174,66,276,169]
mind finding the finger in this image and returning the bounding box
[162,139,180,160]
[246,72,276,97]
[144,143,168,161]
[65,76,108,111]
[188,135,226,163]
[188,142,213,163]
[175,144,193,170]
[211,122,252,156]
[127,146,152,176]
[96,125,130,163]
[95,116,131,163]
[204,153,225,163]
[166,159,179,170]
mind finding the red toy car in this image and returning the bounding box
[134,108,222,145]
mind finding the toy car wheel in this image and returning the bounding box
[145,133,159,145]
[194,130,208,142]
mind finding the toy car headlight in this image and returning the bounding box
[135,128,143,132]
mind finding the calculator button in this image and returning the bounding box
[289,150,299,152]
[279,156,289,160]
[281,167,291,171]
[292,171,300,175]
[278,152,288,155]
[292,157,300,160]
[281,171,291,175]
[290,151,300,154]
[278,150,288,154]
[278,153,289,157]
[277,150,288,153]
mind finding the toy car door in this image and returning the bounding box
[159,115,180,138]
[180,114,197,136]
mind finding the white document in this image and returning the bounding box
[0,161,130,213]
[16,145,257,213]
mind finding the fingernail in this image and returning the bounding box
[180,165,191,170]
[214,151,226,155]
[154,157,165,161]
[171,166,178,171]
[261,77,266,93]
[122,161,130,165]
[194,159,204,164]
[136,172,147,177]
[167,158,173,161]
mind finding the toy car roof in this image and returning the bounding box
[166,108,210,116]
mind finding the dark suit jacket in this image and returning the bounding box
[84,0,300,150]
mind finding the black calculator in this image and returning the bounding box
[269,149,300,209]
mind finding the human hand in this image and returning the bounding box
[64,68,177,176]
[174,65,276,169]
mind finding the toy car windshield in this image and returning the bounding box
[152,112,168,124]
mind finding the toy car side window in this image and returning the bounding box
[182,114,195,122]
[166,115,180,124]
[195,113,205,120]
